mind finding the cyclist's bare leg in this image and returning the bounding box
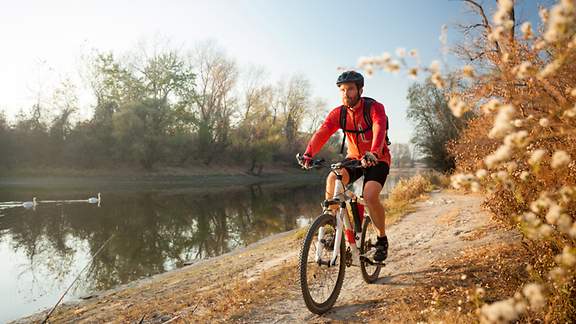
[363,180,386,236]
[325,169,350,214]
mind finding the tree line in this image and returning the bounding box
[0,42,340,174]
[0,40,449,175]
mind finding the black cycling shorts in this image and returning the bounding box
[344,160,390,187]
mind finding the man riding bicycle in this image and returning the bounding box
[298,70,391,262]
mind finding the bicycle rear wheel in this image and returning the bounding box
[360,216,381,283]
[298,213,346,314]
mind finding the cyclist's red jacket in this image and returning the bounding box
[304,98,391,166]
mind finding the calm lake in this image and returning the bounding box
[0,171,415,322]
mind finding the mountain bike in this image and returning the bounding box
[296,155,384,314]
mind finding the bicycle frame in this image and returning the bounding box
[315,165,366,267]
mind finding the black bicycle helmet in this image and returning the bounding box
[336,70,364,88]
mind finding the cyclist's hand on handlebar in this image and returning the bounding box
[361,152,378,168]
[297,153,313,170]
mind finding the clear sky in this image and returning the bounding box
[0,0,552,144]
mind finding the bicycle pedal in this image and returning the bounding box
[360,255,386,267]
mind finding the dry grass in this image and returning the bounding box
[354,1,576,319]
[361,242,535,323]
[29,231,304,324]
[383,172,449,224]
[388,174,433,203]
[425,170,452,189]
[191,261,299,323]
[293,225,309,240]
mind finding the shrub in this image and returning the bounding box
[356,0,576,321]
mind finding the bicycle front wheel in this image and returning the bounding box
[298,213,346,314]
[360,216,382,283]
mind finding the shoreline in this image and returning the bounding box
[0,167,424,190]
[0,171,321,190]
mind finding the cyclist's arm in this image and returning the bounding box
[369,102,388,157]
[304,108,340,157]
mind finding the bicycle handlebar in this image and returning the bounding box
[296,153,325,169]
[334,159,362,170]
[296,154,363,170]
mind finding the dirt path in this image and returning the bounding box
[15,191,523,323]
[238,191,521,323]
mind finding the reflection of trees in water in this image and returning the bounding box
[0,184,322,292]
[1,205,78,297]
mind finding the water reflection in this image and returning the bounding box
[0,171,412,321]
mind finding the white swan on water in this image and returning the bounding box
[11,194,101,209]
[22,197,37,209]
[87,193,101,204]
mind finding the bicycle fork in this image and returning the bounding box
[332,204,362,266]
[317,173,363,267]
[314,212,352,266]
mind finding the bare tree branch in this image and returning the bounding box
[461,0,490,30]
[458,0,502,56]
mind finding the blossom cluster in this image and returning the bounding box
[357,51,403,76]
[448,96,470,117]
[543,0,575,43]
[480,283,545,324]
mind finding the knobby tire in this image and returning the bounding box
[298,213,346,314]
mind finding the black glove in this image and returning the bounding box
[361,152,378,168]
[297,153,313,170]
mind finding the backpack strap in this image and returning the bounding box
[363,97,374,129]
[339,106,347,154]
[339,99,370,155]
[364,97,391,145]
[386,119,390,146]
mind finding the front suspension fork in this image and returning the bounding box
[329,203,360,266]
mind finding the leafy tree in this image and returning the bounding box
[277,75,311,154]
[406,78,472,172]
[12,104,51,167]
[85,48,197,169]
[234,84,281,174]
[112,99,170,169]
[0,110,14,168]
[48,79,79,164]
[191,41,238,164]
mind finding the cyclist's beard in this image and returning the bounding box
[344,94,360,108]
